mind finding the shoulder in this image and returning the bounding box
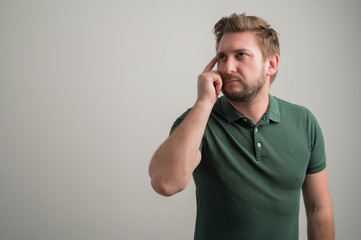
[170,96,228,134]
[274,96,317,122]
[273,96,324,141]
[275,96,309,113]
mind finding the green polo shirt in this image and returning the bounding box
[171,95,326,240]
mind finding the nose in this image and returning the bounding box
[220,57,237,76]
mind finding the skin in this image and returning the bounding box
[303,169,334,239]
[149,31,334,239]
[216,31,275,124]
[217,32,267,103]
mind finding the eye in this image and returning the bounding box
[217,55,227,61]
[236,52,247,58]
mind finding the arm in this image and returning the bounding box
[149,57,222,196]
[302,168,334,240]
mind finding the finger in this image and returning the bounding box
[214,78,223,95]
[202,56,218,73]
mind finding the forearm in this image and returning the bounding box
[149,100,213,196]
[306,206,334,240]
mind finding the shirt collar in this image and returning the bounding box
[220,94,281,124]
[267,94,280,123]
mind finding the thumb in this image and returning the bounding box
[214,77,223,95]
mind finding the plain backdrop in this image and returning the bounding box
[1,0,360,239]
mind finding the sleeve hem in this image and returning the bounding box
[306,162,327,175]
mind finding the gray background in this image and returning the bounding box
[1,0,360,239]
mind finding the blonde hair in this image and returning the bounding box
[213,13,280,83]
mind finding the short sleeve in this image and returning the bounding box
[170,108,191,134]
[306,111,327,174]
[170,108,204,152]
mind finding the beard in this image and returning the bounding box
[221,68,266,103]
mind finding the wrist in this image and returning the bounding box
[194,98,216,112]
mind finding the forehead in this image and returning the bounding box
[217,31,262,54]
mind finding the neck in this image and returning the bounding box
[228,87,270,125]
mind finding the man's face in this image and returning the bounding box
[216,31,267,103]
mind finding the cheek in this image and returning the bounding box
[240,64,258,75]
[216,62,222,71]
[216,64,226,78]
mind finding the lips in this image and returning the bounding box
[223,74,242,85]
[224,80,239,85]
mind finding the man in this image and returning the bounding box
[149,13,334,240]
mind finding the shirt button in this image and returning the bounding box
[255,128,258,132]
[257,142,262,148]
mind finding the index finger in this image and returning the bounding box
[202,56,218,73]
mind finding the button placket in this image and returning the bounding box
[254,126,259,159]
[254,126,265,161]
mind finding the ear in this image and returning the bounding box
[266,54,279,77]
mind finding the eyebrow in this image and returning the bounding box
[216,49,249,57]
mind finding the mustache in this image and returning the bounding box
[222,74,243,83]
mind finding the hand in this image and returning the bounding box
[197,56,223,105]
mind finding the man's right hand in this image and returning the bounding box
[150,57,221,196]
[197,56,223,105]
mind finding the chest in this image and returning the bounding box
[200,120,311,197]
